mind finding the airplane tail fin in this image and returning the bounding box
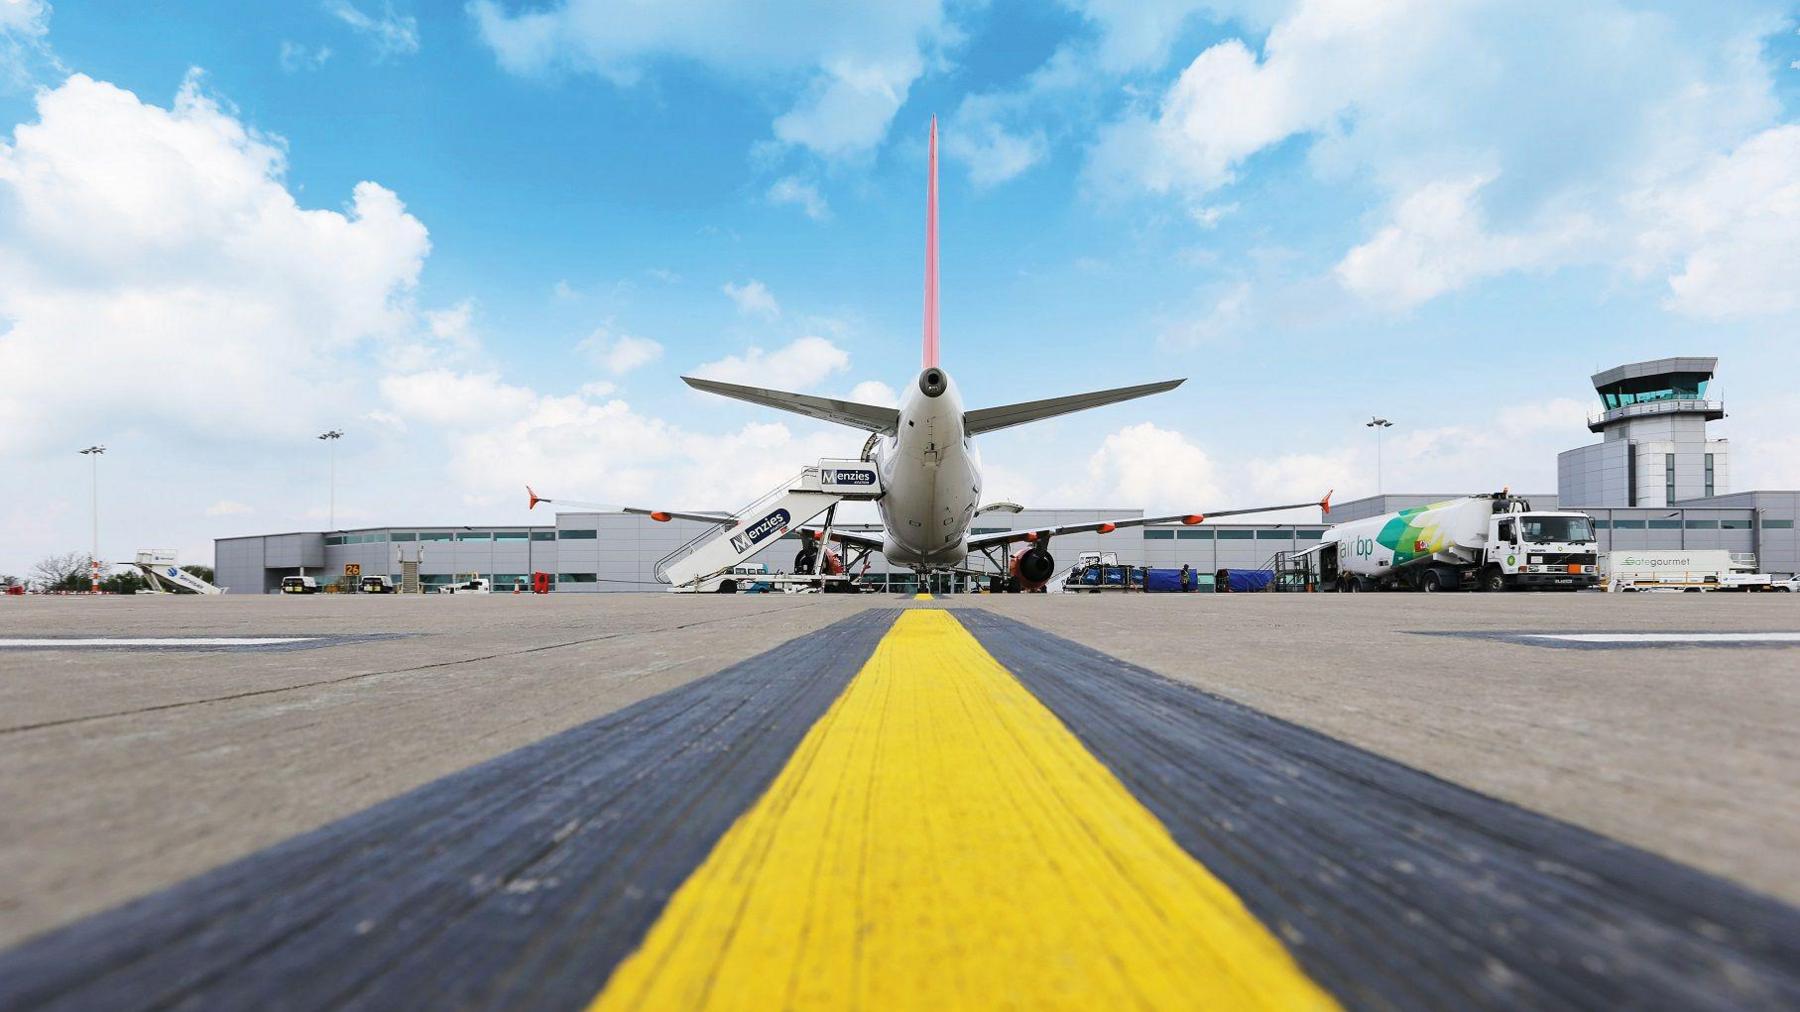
[683,376,901,433]
[923,115,939,370]
[963,379,1186,436]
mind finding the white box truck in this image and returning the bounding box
[1601,550,1771,592]
[1318,493,1598,592]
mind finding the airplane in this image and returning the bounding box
[543,117,1328,592]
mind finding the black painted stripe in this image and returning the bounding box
[0,609,898,1012]
[954,609,1800,1011]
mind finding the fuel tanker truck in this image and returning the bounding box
[1318,493,1598,592]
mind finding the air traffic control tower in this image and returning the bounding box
[1558,356,1729,508]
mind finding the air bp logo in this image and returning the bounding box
[729,508,792,553]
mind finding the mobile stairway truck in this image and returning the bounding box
[1315,493,1599,592]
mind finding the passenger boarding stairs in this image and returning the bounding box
[656,462,883,592]
[132,550,225,594]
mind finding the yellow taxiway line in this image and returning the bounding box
[590,610,1336,1010]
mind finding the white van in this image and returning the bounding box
[281,575,319,595]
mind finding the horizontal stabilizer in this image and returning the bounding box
[682,376,901,433]
[964,379,1185,435]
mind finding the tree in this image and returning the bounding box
[100,569,147,594]
[180,564,214,584]
[32,552,89,592]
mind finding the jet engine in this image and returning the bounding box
[1009,544,1055,592]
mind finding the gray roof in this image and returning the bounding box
[1590,357,1717,389]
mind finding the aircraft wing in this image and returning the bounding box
[965,493,1332,551]
[963,379,1184,436]
[683,376,900,433]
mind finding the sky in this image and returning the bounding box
[2,0,1799,578]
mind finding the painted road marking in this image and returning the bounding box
[0,612,897,1010]
[957,608,1800,1010]
[1419,630,1800,650]
[591,609,1335,1010]
[0,637,315,649]
[1526,631,1800,644]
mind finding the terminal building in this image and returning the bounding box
[215,356,1798,592]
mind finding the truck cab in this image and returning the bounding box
[1484,506,1599,590]
[281,575,318,594]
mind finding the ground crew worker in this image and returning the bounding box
[1179,563,1192,592]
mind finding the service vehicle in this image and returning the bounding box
[281,575,319,595]
[1317,493,1598,592]
[1601,550,1763,592]
[360,574,396,594]
[439,578,491,595]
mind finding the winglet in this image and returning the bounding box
[922,115,939,369]
[527,485,544,510]
[1320,489,1333,516]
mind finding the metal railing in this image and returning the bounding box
[1586,398,1723,429]
[652,467,819,585]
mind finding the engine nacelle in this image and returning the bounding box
[1010,546,1055,591]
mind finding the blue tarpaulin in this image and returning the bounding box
[1219,568,1275,593]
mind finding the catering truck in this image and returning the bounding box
[1317,493,1598,592]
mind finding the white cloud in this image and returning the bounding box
[767,175,830,221]
[466,0,954,160]
[847,380,898,407]
[0,72,430,455]
[1159,280,1250,347]
[205,499,254,517]
[279,41,333,72]
[943,119,1046,187]
[1628,124,1800,319]
[577,325,663,375]
[721,279,781,318]
[1,0,49,36]
[1088,1,1797,314]
[1334,175,1594,310]
[1051,422,1223,510]
[326,0,419,59]
[381,370,858,511]
[693,335,850,390]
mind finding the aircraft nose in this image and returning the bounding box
[918,367,947,398]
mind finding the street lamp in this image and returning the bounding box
[1365,417,1393,495]
[318,430,344,530]
[79,445,105,593]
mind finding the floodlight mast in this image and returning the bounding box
[1365,416,1393,495]
[79,445,106,593]
[318,430,344,531]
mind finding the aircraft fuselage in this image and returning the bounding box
[874,367,981,568]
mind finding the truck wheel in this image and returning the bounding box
[1481,567,1506,593]
[1420,569,1444,593]
[718,579,738,594]
[1345,577,1361,593]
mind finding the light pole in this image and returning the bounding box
[1365,417,1393,495]
[79,445,105,593]
[318,430,344,530]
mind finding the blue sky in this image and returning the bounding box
[2,1,1798,577]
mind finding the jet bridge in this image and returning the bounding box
[658,460,883,592]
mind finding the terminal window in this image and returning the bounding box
[559,530,598,540]
[1720,518,1750,529]
[457,532,491,542]
[1176,530,1210,540]
[1765,520,1795,529]
[530,531,556,541]
[1685,519,1718,530]
[1217,530,1254,540]
[494,531,529,541]
[1664,454,1675,505]
[558,572,598,583]
[391,533,417,542]
[417,532,453,542]
[1142,530,1175,540]
[1704,453,1715,497]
